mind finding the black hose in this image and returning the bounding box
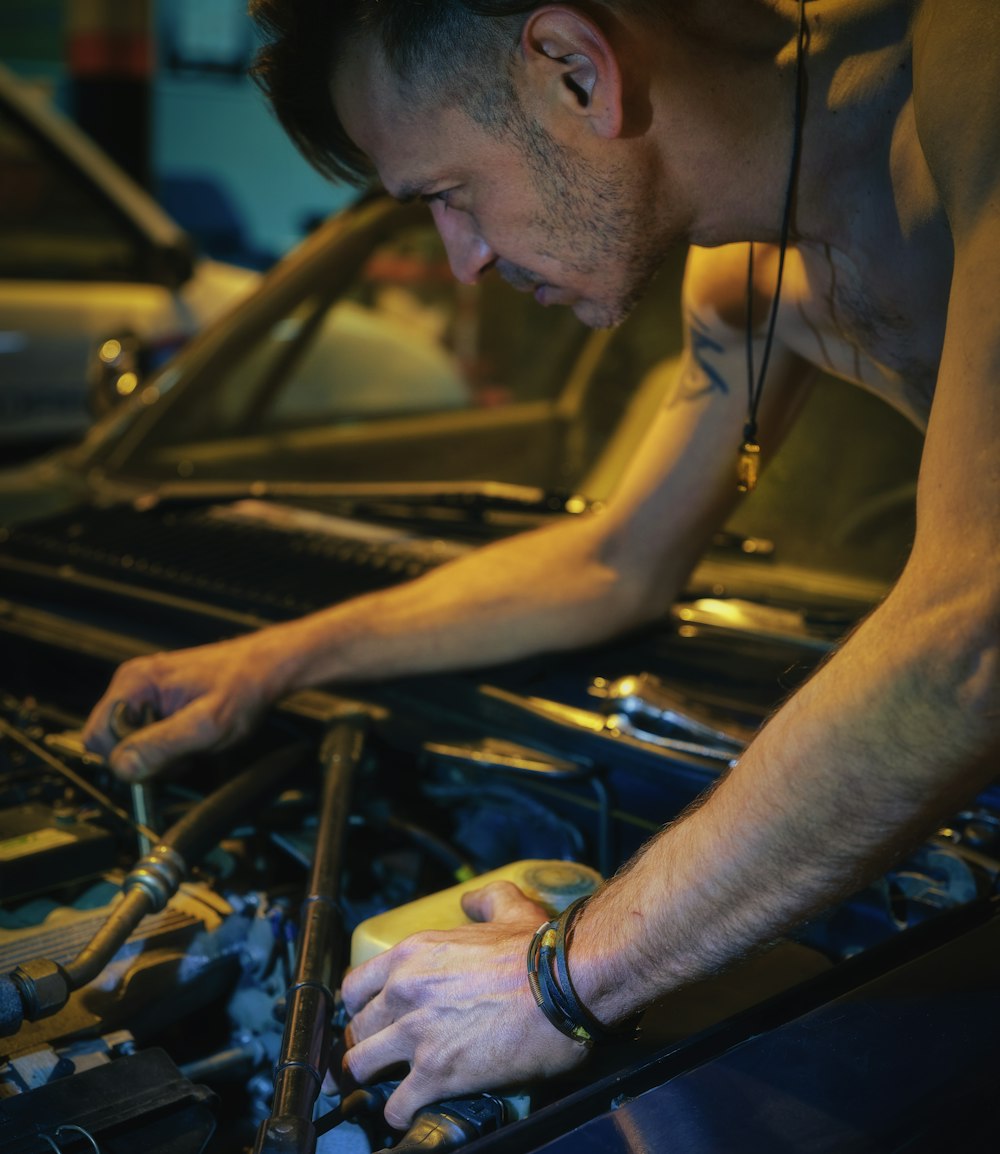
[376,1095,507,1152]
[254,720,365,1154]
[315,1085,395,1137]
[164,741,309,866]
[12,742,307,1010]
[64,888,153,988]
[384,815,477,881]
[180,1041,264,1083]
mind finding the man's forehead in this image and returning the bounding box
[330,39,395,151]
[331,44,480,200]
[332,41,430,176]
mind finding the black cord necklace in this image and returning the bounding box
[738,0,808,493]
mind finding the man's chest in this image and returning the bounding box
[778,222,951,430]
[776,57,955,429]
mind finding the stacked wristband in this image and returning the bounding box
[526,896,639,1046]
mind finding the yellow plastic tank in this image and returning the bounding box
[350,859,602,967]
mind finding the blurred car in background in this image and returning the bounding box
[0,63,258,453]
[0,196,979,1154]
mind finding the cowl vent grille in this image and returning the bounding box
[1,503,464,619]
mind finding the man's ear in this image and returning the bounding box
[519,6,623,138]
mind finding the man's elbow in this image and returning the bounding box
[954,624,1000,744]
[900,564,1000,755]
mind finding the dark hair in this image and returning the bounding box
[249,0,538,186]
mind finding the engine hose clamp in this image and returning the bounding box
[288,979,335,1001]
[272,1058,323,1088]
[124,843,187,910]
[301,893,339,912]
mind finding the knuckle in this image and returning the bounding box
[413,1043,448,1081]
[204,691,261,745]
[122,653,158,682]
[393,935,421,964]
[407,929,438,952]
[181,696,231,744]
[385,969,418,1006]
[341,980,366,1018]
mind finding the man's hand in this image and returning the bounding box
[341,881,588,1130]
[82,633,278,781]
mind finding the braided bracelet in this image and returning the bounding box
[526,896,639,1046]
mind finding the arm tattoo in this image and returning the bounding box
[678,314,731,402]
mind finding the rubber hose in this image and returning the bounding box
[63,742,308,990]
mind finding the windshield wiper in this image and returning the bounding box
[126,479,591,522]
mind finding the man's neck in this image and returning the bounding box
[644,0,912,249]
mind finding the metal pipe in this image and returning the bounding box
[7,742,306,1018]
[0,718,158,846]
[255,720,365,1154]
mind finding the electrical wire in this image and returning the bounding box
[0,717,158,845]
[740,0,808,490]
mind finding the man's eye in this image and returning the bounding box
[425,190,458,210]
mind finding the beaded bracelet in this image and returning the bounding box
[526,896,639,1046]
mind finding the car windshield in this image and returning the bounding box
[99,205,923,592]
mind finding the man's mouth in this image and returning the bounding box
[497,260,544,295]
[496,261,576,309]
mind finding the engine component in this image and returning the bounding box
[254,719,366,1154]
[0,803,116,903]
[1,884,237,1055]
[0,742,307,1036]
[351,859,602,967]
[0,1045,216,1154]
[381,1094,507,1153]
[588,671,754,753]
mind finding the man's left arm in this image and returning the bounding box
[342,236,999,1127]
[564,0,1000,1023]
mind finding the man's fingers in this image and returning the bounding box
[461,880,545,925]
[82,683,157,758]
[106,699,228,781]
[344,986,397,1049]
[341,951,393,1018]
[342,1021,409,1087]
[382,1066,448,1132]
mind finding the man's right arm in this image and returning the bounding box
[83,244,814,780]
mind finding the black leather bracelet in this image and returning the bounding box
[527,916,593,1044]
[526,897,640,1046]
[552,897,622,1044]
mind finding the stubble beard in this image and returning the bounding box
[510,115,667,328]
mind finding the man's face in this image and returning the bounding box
[333,46,668,328]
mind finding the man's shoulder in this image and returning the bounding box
[912,0,1000,233]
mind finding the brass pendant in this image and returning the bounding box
[737,440,761,493]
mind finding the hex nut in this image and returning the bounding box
[12,958,70,1020]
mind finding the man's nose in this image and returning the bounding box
[431,203,496,284]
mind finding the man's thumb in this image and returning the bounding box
[461,880,544,924]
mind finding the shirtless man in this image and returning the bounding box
[83,0,999,1129]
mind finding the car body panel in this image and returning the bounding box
[0,64,258,447]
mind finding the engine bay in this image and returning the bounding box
[2,602,1000,1154]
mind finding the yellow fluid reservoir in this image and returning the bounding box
[350,859,602,967]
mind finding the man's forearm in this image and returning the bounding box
[264,508,676,697]
[571,572,1000,1023]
